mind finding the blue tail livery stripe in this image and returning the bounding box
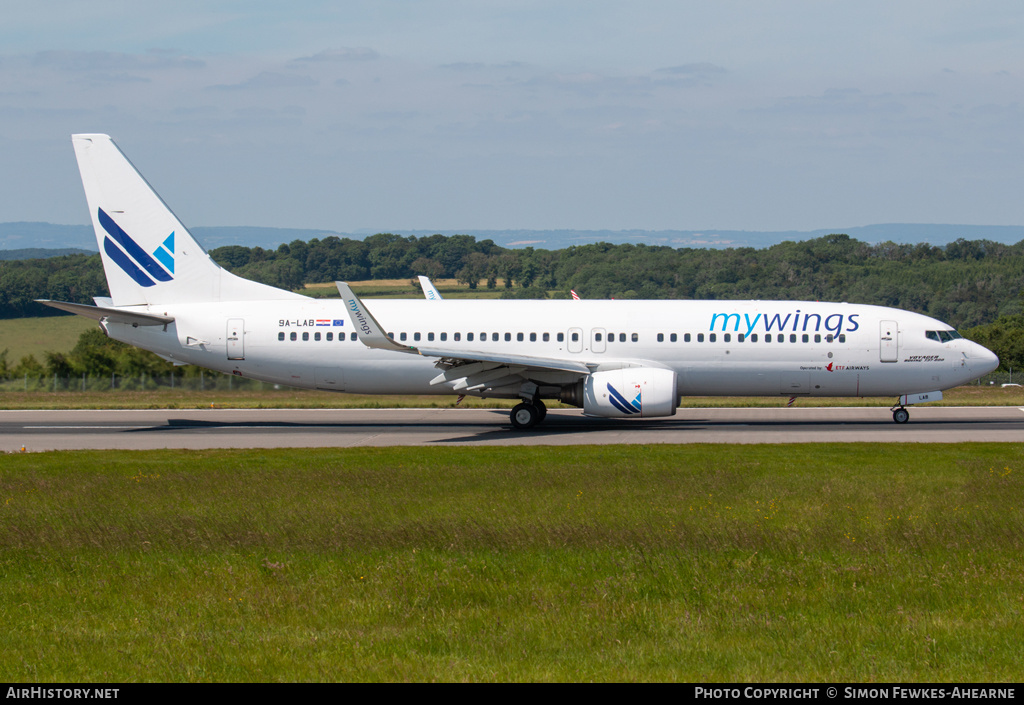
[153,243,174,273]
[104,236,155,287]
[98,208,173,282]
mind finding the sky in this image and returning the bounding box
[1,1,1023,233]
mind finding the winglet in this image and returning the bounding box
[335,282,417,353]
[418,275,443,301]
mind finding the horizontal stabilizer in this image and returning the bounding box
[36,299,174,326]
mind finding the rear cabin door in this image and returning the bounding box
[880,320,898,363]
[227,318,245,360]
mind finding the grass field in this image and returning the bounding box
[0,315,94,364]
[1,444,1022,682]
[300,278,508,299]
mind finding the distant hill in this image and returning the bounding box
[2,221,1023,253]
[0,247,95,260]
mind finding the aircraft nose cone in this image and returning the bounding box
[975,344,1000,376]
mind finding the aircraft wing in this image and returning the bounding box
[36,299,175,326]
[335,281,593,385]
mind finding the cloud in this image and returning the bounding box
[292,47,379,63]
[208,71,318,91]
[30,50,204,72]
[655,62,727,77]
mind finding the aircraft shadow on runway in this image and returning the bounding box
[110,411,1014,445]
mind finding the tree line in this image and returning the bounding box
[1,232,1023,374]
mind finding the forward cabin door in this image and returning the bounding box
[227,318,245,360]
[880,320,898,363]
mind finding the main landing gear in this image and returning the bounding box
[510,398,547,430]
[891,404,910,424]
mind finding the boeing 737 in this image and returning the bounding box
[40,134,1000,429]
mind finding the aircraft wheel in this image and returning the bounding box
[511,402,540,430]
[534,399,547,423]
[892,408,910,424]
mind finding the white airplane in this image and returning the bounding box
[40,134,999,429]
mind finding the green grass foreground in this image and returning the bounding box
[2,444,1022,682]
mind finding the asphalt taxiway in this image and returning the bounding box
[2,406,1022,452]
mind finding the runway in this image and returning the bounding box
[2,406,1023,451]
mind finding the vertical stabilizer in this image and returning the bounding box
[72,134,304,306]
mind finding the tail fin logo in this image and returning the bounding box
[607,383,642,415]
[98,208,174,288]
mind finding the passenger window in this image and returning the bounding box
[492,333,499,342]
[709,333,716,343]
[467,333,474,342]
[517,333,523,342]
[750,334,758,342]
[738,334,744,342]
[697,333,705,343]
[414,333,421,342]
[777,334,785,342]
[838,334,846,343]
[596,333,603,342]
[671,333,677,343]
[351,333,358,341]
[440,332,446,342]
[454,332,460,341]
[802,334,808,343]
[620,333,627,343]
[557,333,564,342]
[278,332,285,341]
[427,332,434,342]
[290,332,297,341]
[789,334,796,343]
[400,332,407,342]
[724,334,731,343]
[814,334,821,343]
[632,333,639,343]
[327,332,333,341]
[826,335,834,343]
[684,333,691,342]
[657,333,664,342]
[302,332,309,341]
[314,332,321,341]
[571,332,579,342]
[543,333,550,342]
[530,333,537,342]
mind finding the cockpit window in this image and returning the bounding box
[926,330,962,342]
[926,331,940,342]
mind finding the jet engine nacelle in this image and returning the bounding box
[563,367,679,418]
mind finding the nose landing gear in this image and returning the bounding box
[891,404,910,424]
